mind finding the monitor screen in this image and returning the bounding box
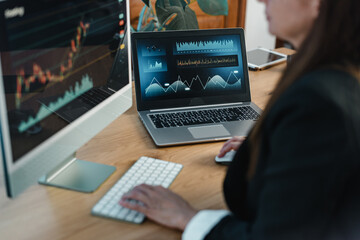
[1,0,129,162]
[0,0,132,197]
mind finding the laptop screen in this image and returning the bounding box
[132,28,251,110]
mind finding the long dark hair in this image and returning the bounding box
[247,0,360,178]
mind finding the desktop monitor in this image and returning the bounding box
[0,0,132,198]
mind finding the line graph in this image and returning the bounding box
[15,21,90,109]
[175,39,236,53]
[18,74,93,133]
[145,71,242,96]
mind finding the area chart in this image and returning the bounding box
[145,71,241,97]
[18,75,93,133]
[176,40,236,53]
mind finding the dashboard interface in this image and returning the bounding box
[135,34,246,103]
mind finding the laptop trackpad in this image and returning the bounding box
[188,125,230,139]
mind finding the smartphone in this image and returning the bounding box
[247,48,287,70]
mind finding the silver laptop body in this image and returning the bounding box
[131,28,262,146]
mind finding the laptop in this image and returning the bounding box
[131,28,262,146]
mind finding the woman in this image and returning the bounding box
[120,0,360,239]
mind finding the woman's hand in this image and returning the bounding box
[217,136,246,158]
[119,184,198,231]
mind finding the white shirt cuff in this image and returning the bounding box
[182,210,230,240]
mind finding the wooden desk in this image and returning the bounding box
[0,48,294,240]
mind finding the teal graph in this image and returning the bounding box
[176,40,235,52]
[18,75,93,133]
[149,61,162,70]
[145,71,242,97]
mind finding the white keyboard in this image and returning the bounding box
[91,156,183,224]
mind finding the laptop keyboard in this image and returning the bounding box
[149,106,260,128]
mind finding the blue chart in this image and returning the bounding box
[150,61,162,70]
[145,71,242,97]
[18,75,94,133]
[145,58,167,72]
[176,40,237,53]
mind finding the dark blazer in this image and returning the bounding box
[206,69,360,239]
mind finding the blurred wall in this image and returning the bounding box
[245,0,276,50]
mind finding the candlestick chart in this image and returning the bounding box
[177,55,238,69]
[15,21,90,109]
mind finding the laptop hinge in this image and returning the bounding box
[149,102,245,112]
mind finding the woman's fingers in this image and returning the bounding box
[119,184,197,230]
[120,184,154,207]
[119,199,148,214]
[218,136,246,157]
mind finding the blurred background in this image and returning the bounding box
[130,0,281,51]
